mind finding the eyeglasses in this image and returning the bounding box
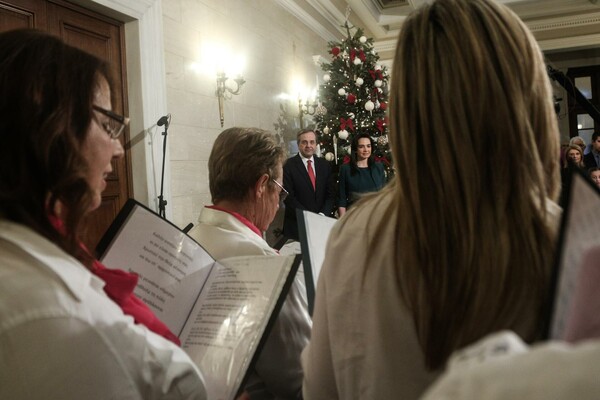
[93,105,130,139]
[271,178,289,201]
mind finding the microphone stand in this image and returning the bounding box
[157,114,170,219]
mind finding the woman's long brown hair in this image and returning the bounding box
[374,0,560,369]
[0,29,113,267]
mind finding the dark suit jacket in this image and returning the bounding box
[283,154,335,240]
[584,152,599,170]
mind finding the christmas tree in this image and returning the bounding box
[314,22,392,177]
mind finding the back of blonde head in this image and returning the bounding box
[385,0,560,369]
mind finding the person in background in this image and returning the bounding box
[560,144,586,206]
[563,144,585,170]
[188,127,311,400]
[583,132,600,169]
[569,136,586,154]
[301,0,561,398]
[283,128,335,240]
[0,29,206,399]
[589,167,600,188]
[337,133,386,217]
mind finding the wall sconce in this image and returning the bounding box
[298,98,318,129]
[216,72,246,127]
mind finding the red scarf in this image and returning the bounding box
[49,215,180,346]
[206,205,263,237]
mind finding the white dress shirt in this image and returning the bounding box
[0,219,206,400]
[422,331,600,400]
[300,155,316,178]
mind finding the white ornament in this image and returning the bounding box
[348,112,355,119]
[338,130,349,140]
[359,36,367,43]
[374,79,382,88]
[338,88,346,96]
[365,100,375,111]
[325,152,335,161]
[323,126,330,134]
[377,135,389,146]
[375,64,382,71]
[323,73,331,82]
[353,58,362,66]
[316,105,327,116]
[378,88,383,93]
[375,100,381,109]
[355,77,364,86]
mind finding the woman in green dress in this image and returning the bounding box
[337,133,385,217]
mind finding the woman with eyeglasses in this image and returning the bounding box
[0,29,207,399]
[188,127,311,400]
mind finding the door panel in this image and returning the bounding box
[0,0,46,30]
[0,0,131,251]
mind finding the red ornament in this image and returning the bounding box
[380,102,387,110]
[343,155,351,164]
[375,155,390,165]
[369,70,383,80]
[347,93,356,104]
[331,47,341,57]
[340,117,355,132]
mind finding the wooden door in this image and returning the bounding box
[0,0,131,251]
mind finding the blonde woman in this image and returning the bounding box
[301,0,561,399]
[560,144,586,205]
[563,144,585,169]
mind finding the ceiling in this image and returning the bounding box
[277,0,600,64]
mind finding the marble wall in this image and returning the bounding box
[160,0,329,228]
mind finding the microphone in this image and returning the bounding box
[157,113,171,128]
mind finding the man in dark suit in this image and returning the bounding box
[283,128,335,240]
[583,132,600,170]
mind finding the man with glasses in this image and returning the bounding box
[188,127,311,400]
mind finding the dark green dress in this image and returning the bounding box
[338,162,385,208]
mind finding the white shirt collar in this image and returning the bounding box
[299,154,314,163]
[0,219,101,301]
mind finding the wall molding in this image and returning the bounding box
[91,0,170,215]
[528,12,600,32]
[276,0,340,42]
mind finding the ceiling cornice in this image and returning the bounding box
[527,12,600,32]
[539,33,600,52]
[305,0,347,32]
[275,0,341,42]
[278,0,600,62]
